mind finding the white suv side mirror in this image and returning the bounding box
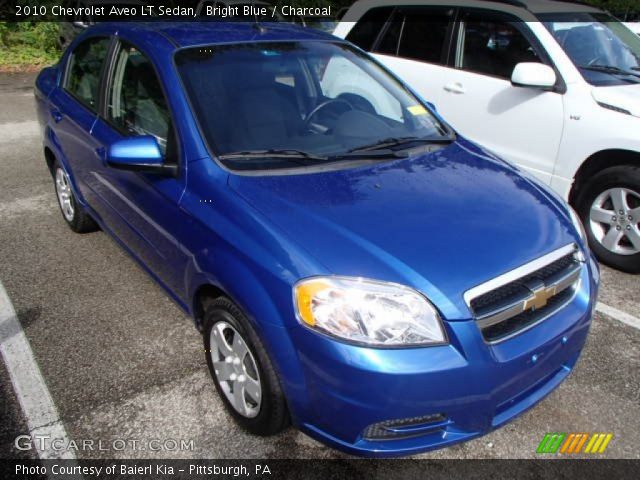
[511,63,556,90]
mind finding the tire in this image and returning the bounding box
[575,165,640,273]
[53,161,98,233]
[203,297,289,436]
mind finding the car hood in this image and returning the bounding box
[592,83,640,118]
[229,140,577,319]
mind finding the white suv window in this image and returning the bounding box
[458,15,541,79]
[375,7,454,65]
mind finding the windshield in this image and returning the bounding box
[175,41,450,171]
[540,13,640,86]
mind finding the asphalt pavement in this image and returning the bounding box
[0,72,638,460]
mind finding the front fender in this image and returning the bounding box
[185,250,313,426]
[554,96,640,197]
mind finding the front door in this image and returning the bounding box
[89,41,189,299]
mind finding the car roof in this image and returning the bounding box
[344,0,601,16]
[518,0,601,14]
[109,21,338,49]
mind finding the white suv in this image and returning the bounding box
[335,0,640,272]
[625,22,640,36]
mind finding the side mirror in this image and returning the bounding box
[511,63,557,90]
[107,136,177,176]
[425,101,437,112]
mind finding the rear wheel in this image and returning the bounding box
[576,166,640,273]
[203,298,289,435]
[53,162,98,233]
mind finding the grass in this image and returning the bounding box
[0,47,59,72]
[0,23,61,72]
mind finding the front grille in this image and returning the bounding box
[470,253,575,313]
[481,287,575,343]
[363,413,448,441]
[465,245,582,344]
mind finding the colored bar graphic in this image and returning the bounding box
[537,433,566,453]
[549,433,565,453]
[590,434,606,453]
[584,434,598,453]
[598,434,613,453]
[560,433,575,454]
[536,433,553,454]
[536,433,554,453]
[539,433,613,454]
[573,433,589,453]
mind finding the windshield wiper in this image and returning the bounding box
[328,149,411,161]
[347,135,455,153]
[219,149,328,161]
[578,64,640,79]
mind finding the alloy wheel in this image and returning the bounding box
[589,187,640,255]
[209,321,262,418]
[55,168,75,222]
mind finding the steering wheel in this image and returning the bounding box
[304,98,354,129]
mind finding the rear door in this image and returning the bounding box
[435,9,565,184]
[48,35,112,202]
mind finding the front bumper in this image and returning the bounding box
[287,258,598,457]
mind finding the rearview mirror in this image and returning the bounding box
[107,136,177,176]
[511,63,556,90]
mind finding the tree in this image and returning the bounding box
[582,0,640,17]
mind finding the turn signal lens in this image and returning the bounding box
[296,279,332,327]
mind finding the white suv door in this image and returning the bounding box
[429,10,565,184]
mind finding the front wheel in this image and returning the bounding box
[203,298,289,436]
[576,166,640,273]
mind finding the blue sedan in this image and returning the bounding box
[35,21,599,457]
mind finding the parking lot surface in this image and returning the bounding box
[0,73,638,460]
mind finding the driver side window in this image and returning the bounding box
[107,42,173,157]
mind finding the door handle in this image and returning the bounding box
[50,109,63,123]
[443,83,466,94]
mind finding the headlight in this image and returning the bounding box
[293,277,446,347]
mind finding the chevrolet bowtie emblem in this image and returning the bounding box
[523,280,558,311]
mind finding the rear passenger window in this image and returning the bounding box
[459,15,541,79]
[375,8,454,65]
[65,37,111,111]
[346,7,394,51]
